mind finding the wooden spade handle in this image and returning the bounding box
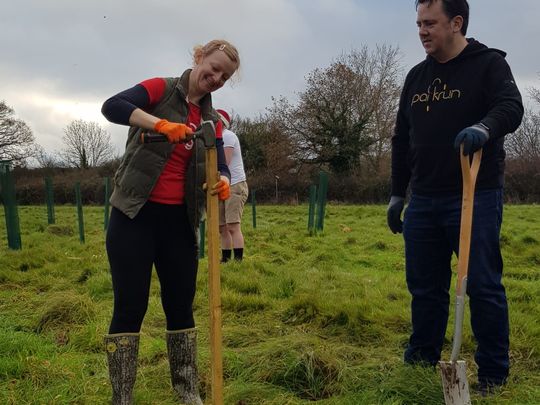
[205,147,224,405]
[455,146,482,295]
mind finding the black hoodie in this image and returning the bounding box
[391,39,523,197]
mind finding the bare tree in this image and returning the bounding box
[362,47,403,174]
[529,74,540,106]
[34,144,60,168]
[505,106,540,202]
[508,75,540,162]
[506,107,540,162]
[531,88,540,106]
[0,100,35,165]
[268,45,402,174]
[60,119,115,168]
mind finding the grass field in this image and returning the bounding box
[1,204,539,404]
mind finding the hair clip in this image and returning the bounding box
[218,44,226,51]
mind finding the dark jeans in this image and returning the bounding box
[106,202,198,334]
[403,189,509,384]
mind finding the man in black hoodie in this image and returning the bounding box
[387,0,523,392]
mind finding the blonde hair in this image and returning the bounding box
[193,39,240,70]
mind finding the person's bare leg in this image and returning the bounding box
[219,225,233,249]
[228,223,244,260]
[219,225,233,262]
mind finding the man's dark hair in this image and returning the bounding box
[415,0,469,35]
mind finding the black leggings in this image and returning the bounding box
[106,202,198,333]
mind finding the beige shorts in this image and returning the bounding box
[219,181,248,225]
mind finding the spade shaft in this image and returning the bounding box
[439,146,482,405]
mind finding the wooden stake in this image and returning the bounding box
[205,147,223,405]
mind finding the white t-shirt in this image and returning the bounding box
[222,128,246,185]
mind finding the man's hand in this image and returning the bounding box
[209,176,230,201]
[454,123,489,156]
[387,196,405,234]
[153,119,193,143]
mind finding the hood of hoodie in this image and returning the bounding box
[426,38,506,65]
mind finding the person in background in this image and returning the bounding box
[387,0,523,395]
[216,109,249,262]
[101,39,240,405]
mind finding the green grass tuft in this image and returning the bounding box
[35,292,96,333]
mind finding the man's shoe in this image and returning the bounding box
[474,380,504,397]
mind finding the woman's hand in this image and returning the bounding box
[209,176,230,200]
[153,119,194,143]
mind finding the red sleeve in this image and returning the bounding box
[140,78,166,106]
[215,119,223,139]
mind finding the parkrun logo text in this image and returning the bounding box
[411,78,461,112]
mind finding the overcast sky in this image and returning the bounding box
[2,0,539,155]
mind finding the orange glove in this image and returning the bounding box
[153,119,193,143]
[210,176,230,201]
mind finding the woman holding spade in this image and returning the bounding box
[101,39,240,404]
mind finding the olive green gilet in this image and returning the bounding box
[109,69,218,245]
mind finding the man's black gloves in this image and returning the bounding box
[454,123,489,155]
[387,196,405,234]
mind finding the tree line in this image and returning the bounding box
[2,46,540,204]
